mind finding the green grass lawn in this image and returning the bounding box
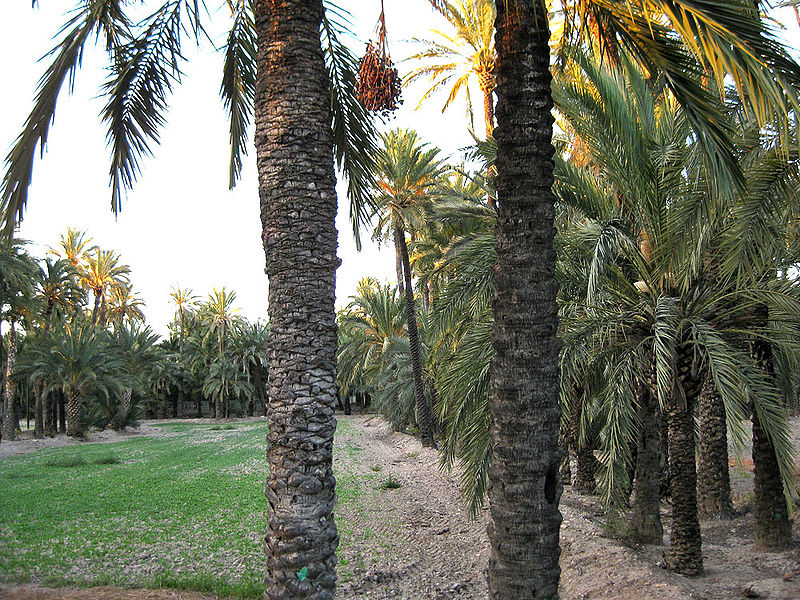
[0,419,371,599]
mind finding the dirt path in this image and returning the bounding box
[2,414,799,599]
[333,415,800,600]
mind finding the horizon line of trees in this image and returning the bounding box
[0,229,270,441]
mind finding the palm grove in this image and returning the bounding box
[1,1,800,600]
[0,228,270,439]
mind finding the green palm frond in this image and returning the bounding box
[102,1,188,215]
[322,2,379,249]
[1,1,132,235]
[221,0,256,189]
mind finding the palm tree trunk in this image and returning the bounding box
[44,391,56,437]
[65,388,83,438]
[696,377,735,519]
[113,388,133,430]
[481,81,494,138]
[2,324,18,442]
[34,383,44,439]
[255,1,339,597]
[90,291,101,325]
[750,336,792,549]
[630,376,663,544]
[58,391,66,433]
[395,242,404,294]
[663,345,703,575]
[395,224,436,448]
[567,383,598,494]
[487,3,562,598]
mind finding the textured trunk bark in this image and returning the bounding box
[558,432,571,486]
[696,377,735,519]
[34,384,44,439]
[482,85,494,138]
[2,324,18,442]
[65,388,83,438]
[568,384,597,494]
[395,242,404,294]
[44,391,56,437]
[750,336,792,549]
[112,388,133,430]
[255,1,339,597]
[663,346,703,575]
[90,291,101,326]
[58,391,66,433]
[395,224,436,448]
[630,377,663,544]
[487,3,562,598]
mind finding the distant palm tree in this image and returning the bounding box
[337,278,406,400]
[372,129,445,448]
[107,283,146,326]
[108,323,159,429]
[49,228,96,269]
[406,0,496,136]
[80,249,131,327]
[200,288,241,418]
[170,285,198,355]
[35,257,84,331]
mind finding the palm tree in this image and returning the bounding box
[0,238,37,442]
[30,322,120,438]
[170,285,197,356]
[198,287,241,416]
[170,285,197,417]
[49,228,96,269]
[372,129,445,448]
[35,257,84,332]
[487,0,800,593]
[80,248,131,327]
[406,0,496,137]
[107,283,146,326]
[108,323,159,430]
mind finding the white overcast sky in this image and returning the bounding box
[1,2,798,334]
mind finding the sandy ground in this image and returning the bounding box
[1,415,799,599]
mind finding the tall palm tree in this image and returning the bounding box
[199,287,241,418]
[0,238,37,442]
[170,285,197,355]
[107,282,146,326]
[170,285,197,417]
[49,228,96,269]
[486,0,800,594]
[406,0,497,136]
[1,3,378,592]
[372,129,445,448]
[80,248,131,327]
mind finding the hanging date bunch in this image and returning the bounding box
[356,1,402,116]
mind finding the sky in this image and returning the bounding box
[1,2,799,335]
[0,1,478,334]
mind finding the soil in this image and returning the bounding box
[1,414,799,600]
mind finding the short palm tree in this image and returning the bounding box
[107,323,160,429]
[372,129,445,448]
[31,322,120,438]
